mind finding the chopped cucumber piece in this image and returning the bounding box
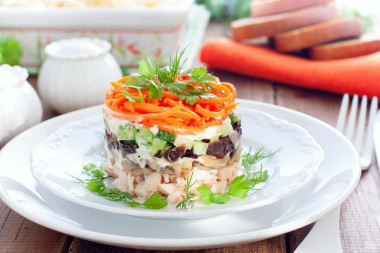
[174,135,194,149]
[150,138,167,156]
[118,124,137,141]
[136,126,154,146]
[155,130,175,143]
[193,140,208,155]
[104,118,110,131]
[210,135,219,142]
[229,113,241,123]
[217,123,233,137]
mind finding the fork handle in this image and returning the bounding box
[294,207,342,253]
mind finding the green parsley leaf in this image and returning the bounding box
[228,164,269,199]
[227,175,254,199]
[167,82,187,95]
[178,93,200,106]
[148,82,163,102]
[138,59,151,77]
[83,163,110,181]
[142,192,168,209]
[124,76,146,88]
[122,91,137,102]
[187,66,216,91]
[197,185,230,205]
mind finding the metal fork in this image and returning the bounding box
[294,93,378,253]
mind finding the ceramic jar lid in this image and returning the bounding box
[44,37,112,59]
[0,64,28,90]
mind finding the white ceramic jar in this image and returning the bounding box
[38,38,122,114]
[0,64,43,147]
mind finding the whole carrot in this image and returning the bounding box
[200,37,380,98]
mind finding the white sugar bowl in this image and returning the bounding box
[0,64,43,147]
[38,38,122,114]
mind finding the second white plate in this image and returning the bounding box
[0,99,361,249]
[30,108,323,219]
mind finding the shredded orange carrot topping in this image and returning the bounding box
[104,74,239,135]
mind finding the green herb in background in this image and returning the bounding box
[343,8,374,30]
[0,34,23,65]
[196,0,252,21]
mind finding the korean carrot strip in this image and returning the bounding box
[223,102,239,111]
[221,82,237,101]
[124,102,135,112]
[132,103,166,113]
[195,104,225,118]
[181,106,201,119]
[172,111,199,120]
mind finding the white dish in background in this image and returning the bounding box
[0,64,42,147]
[0,0,194,29]
[0,3,208,74]
[38,38,122,114]
[0,100,360,249]
[30,108,324,219]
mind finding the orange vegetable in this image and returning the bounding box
[104,72,239,134]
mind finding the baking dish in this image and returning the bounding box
[0,0,195,73]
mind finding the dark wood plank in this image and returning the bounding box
[68,236,286,253]
[0,204,71,252]
[28,77,59,121]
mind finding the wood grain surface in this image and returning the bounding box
[0,21,379,253]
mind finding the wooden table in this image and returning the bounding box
[1,22,380,253]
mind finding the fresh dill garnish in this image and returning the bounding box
[176,172,196,209]
[242,147,277,172]
[122,48,217,105]
[72,163,168,209]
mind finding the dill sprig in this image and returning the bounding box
[176,172,196,209]
[242,147,278,172]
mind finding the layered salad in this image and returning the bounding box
[102,52,242,204]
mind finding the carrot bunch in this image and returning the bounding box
[104,75,238,135]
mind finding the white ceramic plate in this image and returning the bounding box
[30,109,323,219]
[0,100,360,249]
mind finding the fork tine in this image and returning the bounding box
[354,95,367,152]
[361,96,378,169]
[336,93,349,132]
[345,94,358,141]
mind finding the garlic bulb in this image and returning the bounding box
[37,37,122,114]
[0,64,43,147]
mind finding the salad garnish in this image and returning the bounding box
[104,50,238,135]
[73,148,274,210]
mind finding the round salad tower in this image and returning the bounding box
[103,52,242,204]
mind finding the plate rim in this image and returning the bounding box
[0,99,361,249]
